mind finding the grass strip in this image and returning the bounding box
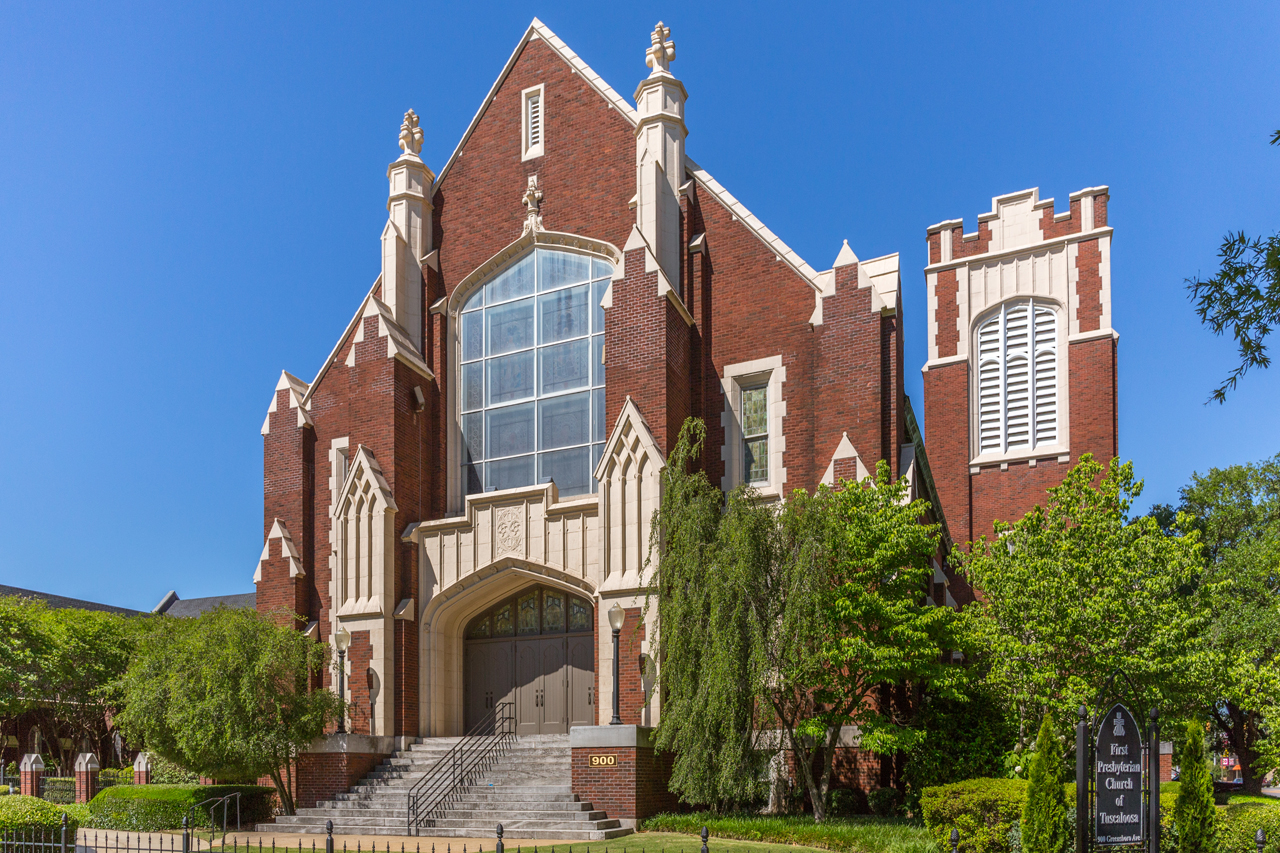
[639,813,939,853]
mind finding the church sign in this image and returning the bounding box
[1094,704,1144,845]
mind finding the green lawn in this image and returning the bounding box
[639,814,938,853]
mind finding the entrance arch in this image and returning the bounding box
[463,585,595,735]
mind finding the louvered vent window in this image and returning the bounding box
[975,299,1058,455]
[523,87,544,159]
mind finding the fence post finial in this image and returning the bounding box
[701,827,709,853]
[1257,828,1266,853]
[950,828,960,853]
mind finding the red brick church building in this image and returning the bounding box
[253,18,1117,831]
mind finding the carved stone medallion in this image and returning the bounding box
[495,506,523,556]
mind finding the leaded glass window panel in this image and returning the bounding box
[518,593,539,635]
[459,248,611,497]
[494,605,513,637]
[569,597,590,632]
[542,592,565,634]
[743,386,769,485]
[468,616,491,639]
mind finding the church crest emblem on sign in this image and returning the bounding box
[495,506,523,555]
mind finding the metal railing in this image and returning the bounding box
[406,702,516,836]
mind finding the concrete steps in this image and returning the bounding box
[260,736,630,840]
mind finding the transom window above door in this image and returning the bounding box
[465,586,594,639]
[460,249,611,497]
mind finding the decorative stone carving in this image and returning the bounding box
[495,505,523,555]
[521,175,544,235]
[399,109,423,156]
[645,22,675,75]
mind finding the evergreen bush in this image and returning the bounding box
[1021,717,1072,853]
[0,795,81,835]
[87,784,274,832]
[920,778,1029,853]
[1175,723,1217,853]
[1218,803,1280,853]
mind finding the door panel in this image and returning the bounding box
[464,645,485,731]
[515,641,541,736]
[490,640,514,724]
[541,638,567,734]
[568,636,594,728]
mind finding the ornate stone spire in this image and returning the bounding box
[645,22,675,76]
[521,175,544,235]
[398,109,423,156]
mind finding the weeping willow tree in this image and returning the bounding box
[645,418,964,821]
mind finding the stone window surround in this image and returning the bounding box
[720,355,787,498]
[521,84,545,162]
[967,296,1070,469]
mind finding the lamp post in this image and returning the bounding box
[608,604,625,725]
[334,625,351,734]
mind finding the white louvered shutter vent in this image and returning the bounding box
[1033,304,1058,445]
[1003,302,1031,449]
[527,94,542,150]
[977,315,1003,453]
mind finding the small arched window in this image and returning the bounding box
[459,248,611,496]
[975,299,1058,455]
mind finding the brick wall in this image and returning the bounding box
[294,751,385,810]
[570,746,679,822]
[347,631,372,735]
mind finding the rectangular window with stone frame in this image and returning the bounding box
[742,385,768,485]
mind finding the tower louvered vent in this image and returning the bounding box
[527,94,542,150]
[975,299,1059,456]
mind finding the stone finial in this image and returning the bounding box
[645,22,675,75]
[398,109,423,156]
[521,175,544,235]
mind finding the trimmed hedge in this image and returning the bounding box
[88,784,274,832]
[1218,803,1280,853]
[920,779,1029,853]
[0,795,82,835]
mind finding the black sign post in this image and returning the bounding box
[1075,684,1161,853]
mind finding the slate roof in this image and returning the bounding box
[0,584,146,616]
[152,591,256,617]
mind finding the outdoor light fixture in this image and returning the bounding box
[335,625,351,734]
[608,603,625,725]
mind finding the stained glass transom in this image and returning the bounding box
[461,249,611,497]
[464,586,594,640]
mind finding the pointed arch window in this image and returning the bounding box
[975,299,1058,455]
[460,248,611,497]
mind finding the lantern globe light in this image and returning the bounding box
[335,625,352,652]
[608,603,625,632]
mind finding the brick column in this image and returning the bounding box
[569,726,677,828]
[74,753,99,803]
[19,753,44,798]
[132,752,152,786]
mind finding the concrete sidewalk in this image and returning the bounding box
[73,830,612,853]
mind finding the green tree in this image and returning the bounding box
[1164,454,1280,794]
[648,418,963,821]
[0,596,51,749]
[1021,716,1071,853]
[115,606,340,814]
[1186,129,1280,402]
[1174,722,1216,853]
[957,455,1205,748]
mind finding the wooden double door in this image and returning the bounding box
[463,586,595,735]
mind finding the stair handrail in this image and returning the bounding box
[406,701,516,835]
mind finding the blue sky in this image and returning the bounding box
[1,1,1277,610]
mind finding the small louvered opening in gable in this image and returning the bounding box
[522,86,545,160]
[974,298,1060,457]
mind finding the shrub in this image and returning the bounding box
[869,788,904,818]
[1022,717,1071,853]
[88,784,274,832]
[1175,723,1216,853]
[920,778,1029,853]
[903,686,1015,814]
[149,754,199,785]
[1218,803,1280,853]
[0,795,81,835]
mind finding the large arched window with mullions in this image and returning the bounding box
[459,249,611,497]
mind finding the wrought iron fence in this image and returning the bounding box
[38,776,75,804]
[98,768,134,791]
